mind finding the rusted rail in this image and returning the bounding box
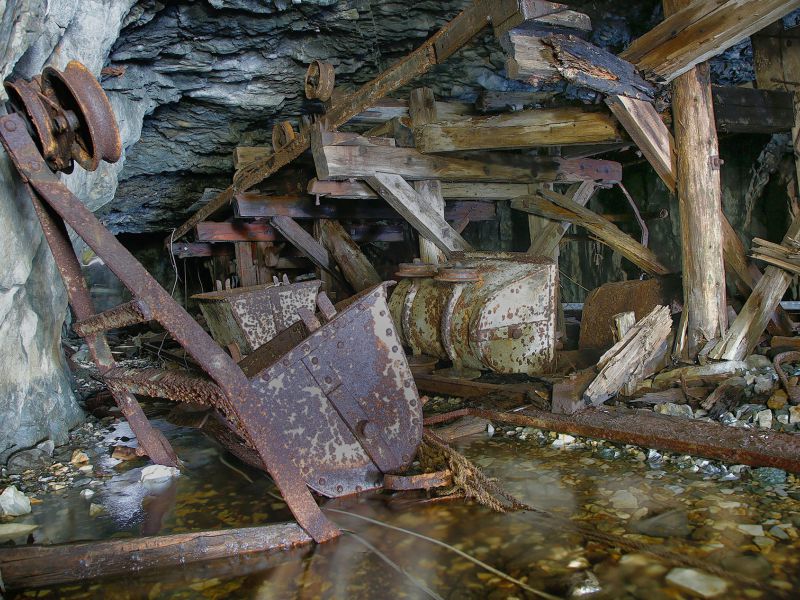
[425,406,800,473]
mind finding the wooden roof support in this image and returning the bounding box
[511,188,671,276]
[621,0,800,84]
[365,173,472,258]
[308,179,535,201]
[269,216,349,289]
[318,220,381,292]
[414,107,622,153]
[527,181,597,257]
[665,0,727,359]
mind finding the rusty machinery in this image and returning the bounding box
[389,252,558,377]
[0,61,426,543]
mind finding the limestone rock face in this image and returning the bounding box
[0,0,137,461]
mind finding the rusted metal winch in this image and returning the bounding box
[1,61,425,544]
[389,252,558,375]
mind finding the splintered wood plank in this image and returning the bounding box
[621,0,800,83]
[415,107,622,153]
[366,173,472,257]
[319,220,382,292]
[605,95,676,191]
[512,188,671,276]
[491,0,592,37]
[528,181,596,257]
[583,305,673,407]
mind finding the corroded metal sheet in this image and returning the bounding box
[193,280,320,355]
[250,284,422,497]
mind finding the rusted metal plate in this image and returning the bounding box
[389,252,557,375]
[249,283,422,497]
[578,277,681,351]
[193,280,320,355]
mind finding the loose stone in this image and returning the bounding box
[665,568,728,598]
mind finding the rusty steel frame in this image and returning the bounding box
[0,111,339,543]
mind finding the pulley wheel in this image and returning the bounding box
[272,121,297,152]
[3,78,74,173]
[42,61,121,171]
[435,265,481,283]
[304,60,335,102]
[395,261,438,278]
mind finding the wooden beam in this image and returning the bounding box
[171,242,234,258]
[365,173,472,257]
[414,107,622,153]
[512,189,671,276]
[605,95,676,191]
[308,178,534,200]
[270,216,348,287]
[528,181,596,257]
[666,0,727,359]
[196,221,406,243]
[318,220,382,292]
[312,127,622,183]
[713,85,794,133]
[169,0,514,242]
[621,0,800,83]
[0,522,310,590]
[234,193,495,222]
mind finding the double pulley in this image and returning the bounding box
[4,60,121,173]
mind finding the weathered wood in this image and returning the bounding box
[713,86,794,133]
[318,220,381,292]
[170,0,509,242]
[234,193,495,222]
[544,34,656,101]
[476,90,557,112]
[197,221,405,244]
[711,217,800,360]
[611,311,638,396]
[347,98,473,126]
[234,241,258,287]
[269,216,348,288]
[651,359,750,389]
[415,107,622,153]
[605,95,676,191]
[0,522,311,590]
[313,127,622,183]
[512,189,671,276]
[668,0,727,359]
[752,21,800,93]
[409,88,448,265]
[366,173,472,257]
[527,181,596,256]
[491,0,592,37]
[700,375,747,412]
[171,242,234,258]
[583,305,673,407]
[621,0,800,83]
[308,178,534,200]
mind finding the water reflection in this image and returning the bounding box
[9,426,800,599]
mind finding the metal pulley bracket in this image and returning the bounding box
[304,60,335,102]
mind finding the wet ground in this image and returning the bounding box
[4,405,800,600]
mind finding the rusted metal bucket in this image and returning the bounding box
[193,280,320,356]
[389,252,557,375]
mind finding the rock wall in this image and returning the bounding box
[0,0,138,460]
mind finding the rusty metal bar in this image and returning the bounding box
[0,112,338,543]
[104,367,227,407]
[424,406,800,472]
[73,299,152,337]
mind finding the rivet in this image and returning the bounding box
[318,477,326,485]
[380,310,386,316]
[336,485,343,493]
[386,328,392,336]
[311,356,319,365]
[337,341,344,349]
[391,345,398,353]
[324,376,332,384]
[4,120,17,132]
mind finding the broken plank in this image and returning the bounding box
[621,0,800,83]
[528,180,596,256]
[313,131,622,183]
[414,107,622,153]
[270,216,348,288]
[171,242,234,258]
[0,522,311,590]
[583,306,673,407]
[234,193,495,222]
[512,188,671,276]
[491,0,592,38]
[713,85,794,133]
[196,221,280,243]
[366,172,472,257]
[605,95,676,191]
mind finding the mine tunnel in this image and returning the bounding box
[0,0,799,597]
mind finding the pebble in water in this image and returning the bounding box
[665,568,728,598]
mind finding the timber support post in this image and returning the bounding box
[666,0,727,359]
